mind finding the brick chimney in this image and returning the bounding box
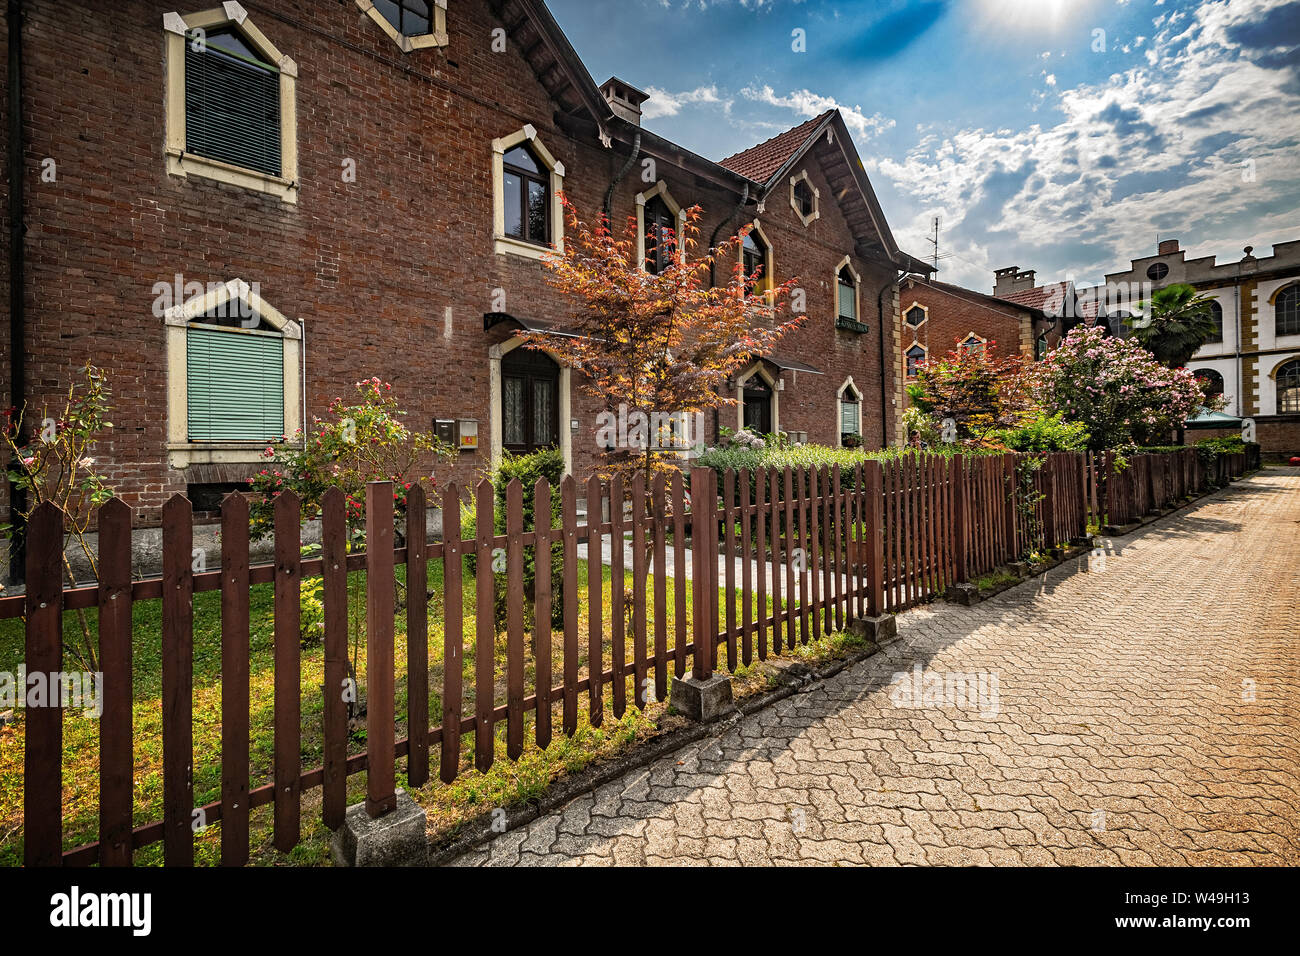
[1158,238,1180,256]
[994,266,1037,296]
[600,77,650,126]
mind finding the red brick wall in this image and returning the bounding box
[1,0,899,529]
[1190,416,1300,459]
[897,279,1045,407]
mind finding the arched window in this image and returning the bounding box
[742,227,771,294]
[837,265,857,322]
[1277,285,1300,337]
[960,333,986,354]
[1193,368,1225,399]
[644,195,676,274]
[1206,300,1224,343]
[1278,360,1300,413]
[906,345,927,377]
[502,143,550,246]
[501,349,560,453]
[1035,332,1049,361]
[838,378,862,446]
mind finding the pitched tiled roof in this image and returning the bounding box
[998,282,1073,316]
[717,111,834,183]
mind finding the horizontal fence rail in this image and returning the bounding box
[2,447,1236,865]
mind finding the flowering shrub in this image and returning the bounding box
[1020,325,1219,450]
[248,377,454,546]
[2,365,115,671]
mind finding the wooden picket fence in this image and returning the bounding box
[3,447,1238,866]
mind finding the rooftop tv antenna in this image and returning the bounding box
[929,216,940,272]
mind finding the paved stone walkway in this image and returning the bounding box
[451,468,1300,866]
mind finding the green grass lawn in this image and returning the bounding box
[0,553,861,866]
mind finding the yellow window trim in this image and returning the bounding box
[164,277,302,468]
[355,0,449,50]
[163,5,299,203]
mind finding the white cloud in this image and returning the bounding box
[739,84,896,138]
[641,84,727,119]
[875,0,1300,289]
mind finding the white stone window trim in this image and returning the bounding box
[835,254,861,321]
[904,300,929,328]
[355,0,448,51]
[488,336,573,474]
[837,376,863,447]
[492,124,566,261]
[960,331,988,352]
[635,181,688,270]
[733,362,780,435]
[163,4,299,203]
[905,342,928,378]
[164,278,303,469]
[789,168,820,226]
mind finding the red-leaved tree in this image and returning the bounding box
[518,197,804,487]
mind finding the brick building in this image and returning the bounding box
[896,273,1057,408]
[1,0,930,560]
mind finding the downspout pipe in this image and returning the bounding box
[7,0,25,585]
[709,182,749,288]
[603,131,640,227]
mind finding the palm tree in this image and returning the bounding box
[1125,283,1218,368]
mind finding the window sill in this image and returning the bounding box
[494,234,558,261]
[167,442,289,469]
[167,149,298,204]
[836,316,871,334]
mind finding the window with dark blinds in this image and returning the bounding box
[185,30,281,177]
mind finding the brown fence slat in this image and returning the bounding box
[671,470,687,678]
[691,467,715,679]
[506,479,526,757]
[797,466,810,645]
[783,466,796,651]
[585,476,604,727]
[651,473,668,703]
[531,479,552,748]
[630,473,648,707]
[274,491,303,845]
[476,478,499,766]
[406,483,430,787]
[320,487,348,826]
[440,484,465,781]
[723,469,737,669]
[24,502,64,867]
[740,469,754,665]
[161,494,195,866]
[609,475,626,718]
[769,467,782,655]
[219,493,251,863]
[98,498,134,867]
[756,467,769,660]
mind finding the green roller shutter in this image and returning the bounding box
[187,326,285,442]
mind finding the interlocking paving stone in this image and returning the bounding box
[449,469,1300,867]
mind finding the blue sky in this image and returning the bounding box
[547,0,1300,290]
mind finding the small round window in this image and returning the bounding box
[1147,262,1169,281]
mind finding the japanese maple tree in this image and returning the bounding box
[517,197,804,487]
[908,341,1036,447]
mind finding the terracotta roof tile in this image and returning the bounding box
[717,111,833,183]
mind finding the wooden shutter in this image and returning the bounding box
[185,42,281,177]
[187,326,285,442]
